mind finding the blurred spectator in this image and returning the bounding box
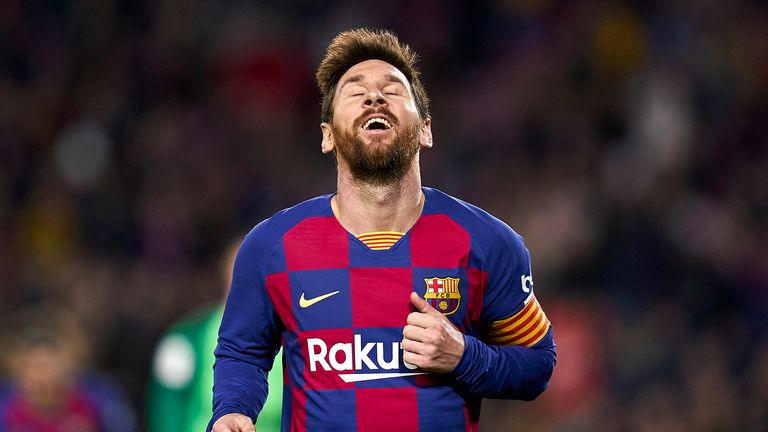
[146,236,282,432]
[0,304,136,432]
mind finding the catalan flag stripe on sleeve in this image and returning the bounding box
[484,294,550,347]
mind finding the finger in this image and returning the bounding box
[406,311,437,328]
[403,324,427,342]
[403,351,427,368]
[237,417,256,432]
[411,292,443,317]
[239,420,256,432]
[401,338,427,354]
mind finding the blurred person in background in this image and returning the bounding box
[210,28,555,432]
[147,236,283,432]
[0,304,136,432]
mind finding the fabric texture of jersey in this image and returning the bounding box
[210,187,556,431]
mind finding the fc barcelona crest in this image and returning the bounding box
[423,277,461,315]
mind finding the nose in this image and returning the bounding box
[363,88,388,108]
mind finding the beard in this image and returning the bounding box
[331,109,420,186]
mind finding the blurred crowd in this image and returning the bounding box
[1,0,767,430]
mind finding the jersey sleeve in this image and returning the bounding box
[451,225,555,400]
[480,229,551,349]
[208,223,284,430]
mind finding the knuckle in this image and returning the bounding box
[404,326,417,338]
[427,330,440,344]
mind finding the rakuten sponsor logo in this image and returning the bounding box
[306,334,425,383]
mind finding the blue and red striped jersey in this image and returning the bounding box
[210,187,556,431]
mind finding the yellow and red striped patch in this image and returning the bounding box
[357,231,405,251]
[484,294,550,347]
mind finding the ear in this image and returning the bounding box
[320,122,335,154]
[419,118,433,149]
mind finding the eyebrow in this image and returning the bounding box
[338,73,408,92]
[383,74,407,86]
[338,74,364,90]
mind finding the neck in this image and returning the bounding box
[332,155,424,235]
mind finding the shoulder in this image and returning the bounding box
[238,194,333,258]
[423,187,526,253]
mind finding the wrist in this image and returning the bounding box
[451,334,478,380]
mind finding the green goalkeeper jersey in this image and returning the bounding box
[147,305,282,431]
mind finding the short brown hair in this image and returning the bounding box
[316,28,430,123]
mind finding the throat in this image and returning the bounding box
[331,186,425,238]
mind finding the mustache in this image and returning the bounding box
[353,107,399,129]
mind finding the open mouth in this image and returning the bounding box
[361,117,393,131]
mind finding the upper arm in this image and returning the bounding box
[479,229,552,349]
[215,226,283,370]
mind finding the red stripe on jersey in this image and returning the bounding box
[357,232,403,239]
[485,298,538,341]
[363,241,399,250]
[501,311,547,345]
[484,295,551,347]
[488,307,541,342]
[291,387,307,432]
[284,217,349,271]
[356,387,418,432]
[488,298,537,332]
[357,231,404,251]
[266,272,295,332]
[410,214,470,268]
[463,398,481,432]
[516,318,551,347]
[467,268,487,323]
[350,267,413,327]
[298,329,355,390]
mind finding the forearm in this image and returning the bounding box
[451,328,556,400]
[208,330,279,430]
[210,357,269,426]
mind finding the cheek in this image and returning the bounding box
[332,104,358,129]
[398,100,420,120]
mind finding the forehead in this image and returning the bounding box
[338,59,410,88]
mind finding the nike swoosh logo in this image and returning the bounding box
[299,290,340,308]
[338,372,427,383]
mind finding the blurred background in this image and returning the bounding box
[1,0,767,430]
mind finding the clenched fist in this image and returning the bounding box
[402,292,465,373]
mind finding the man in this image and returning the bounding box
[210,28,556,432]
[0,304,136,432]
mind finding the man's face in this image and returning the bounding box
[321,59,432,185]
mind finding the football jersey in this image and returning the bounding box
[210,187,555,432]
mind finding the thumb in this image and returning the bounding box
[411,292,443,317]
[235,415,256,432]
[239,419,256,432]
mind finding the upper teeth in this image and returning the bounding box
[363,118,391,129]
